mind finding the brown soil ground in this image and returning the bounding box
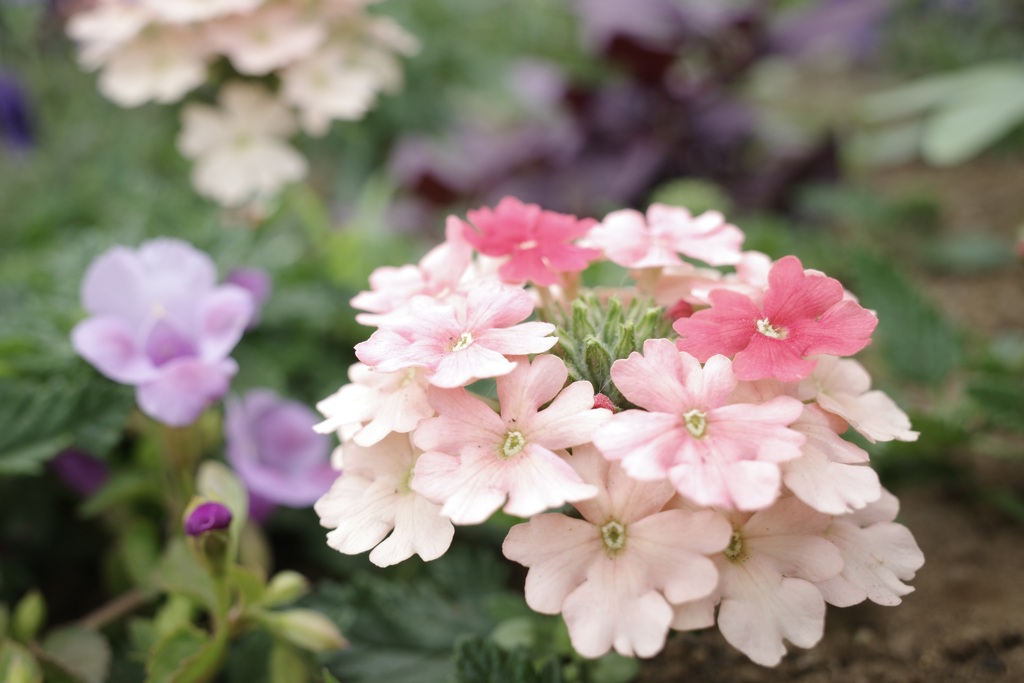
[639,159,1024,682]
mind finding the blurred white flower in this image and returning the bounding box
[177,82,308,206]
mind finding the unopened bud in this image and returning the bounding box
[257,609,347,653]
[11,590,45,643]
[262,571,310,607]
[593,393,619,413]
[185,501,233,536]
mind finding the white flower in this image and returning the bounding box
[141,0,267,25]
[205,4,327,75]
[280,45,381,136]
[94,25,211,106]
[177,82,307,206]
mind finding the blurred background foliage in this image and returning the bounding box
[1,0,1022,681]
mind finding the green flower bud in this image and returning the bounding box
[256,609,347,653]
[262,571,310,608]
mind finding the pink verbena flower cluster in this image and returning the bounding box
[314,196,924,666]
[65,0,417,206]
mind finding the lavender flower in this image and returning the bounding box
[0,73,33,153]
[225,389,333,521]
[71,238,255,426]
[185,501,233,536]
[226,268,272,328]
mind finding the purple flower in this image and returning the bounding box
[225,389,334,519]
[49,449,109,497]
[0,73,33,153]
[71,238,255,427]
[185,501,234,536]
[226,268,271,329]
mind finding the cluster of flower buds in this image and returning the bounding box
[315,196,925,666]
[65,0,417,206]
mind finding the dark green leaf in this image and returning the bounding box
[39,627,111,683]
[453,637,563,683]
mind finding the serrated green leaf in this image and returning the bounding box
[453,637,563,683]
[40,627,111,683]
[146,624,227,683]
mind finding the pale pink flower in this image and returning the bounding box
[670,496,844,667]
[177,82,307,206]
[94,25,211,107]
[141,0,266,25]
[781,405,882,515]
[675,255,878,382]
[354,281,557,389]
[653,251,772,310]
[592,338,806,510]
[797,355,918,443]
[589,204,744,269]
[315,433,454,567]
[462,196,601,287]
[412,355,608,523]
[206,5,326,76]
[314,363,432,447]
[503,445,731,658]
[816,489,924,607]
[351,216,474,326]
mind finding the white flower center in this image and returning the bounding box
[723,530,745,563]
[450,331,474,352]
[756,317,787,340]
[683,409,708,439]
[500,430,526,459]
[601,520,627,556]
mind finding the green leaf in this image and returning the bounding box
[453,637,563,683]
[11,590,45,643]
[80,472,164,519]
[969,372,1024,433]
[39,627,111,683]
[0,639,43,683]
[145,624,228,683]
[229,566,266,610]
[847,251,961,385]
[922,83,1024,166]
[154,539,218,615]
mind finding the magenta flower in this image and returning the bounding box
[674,256,878,382]
[71,238,254,426]
[225,389,334,517]
[503,445,731,658]
[354,281,557,389]
[412,354,610,524]
[592,339,806,510]
[462,196,601,286]
[185,501,234,536]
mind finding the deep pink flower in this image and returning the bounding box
[412,354,609,523]
[674,255,878,382]
[592,339,806,510]
[354,281,556,389]
[462,196,601,286]
[503,445,731,658]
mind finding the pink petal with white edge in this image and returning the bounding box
[609,339,690,413]
[670,596,717,631]
[570,444,677,524]
[413,386,505,453]
[592,410,685,479]
[817,389,918,443]
[428,342,518,388]
[497,354,567,422]
[503,514,601,614]
[502,444,599,517]
[527,381,611,450]
[479,321,557,355]
[668,457,782,511]
[318,475,395,555]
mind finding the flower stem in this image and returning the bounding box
[77,588,153,631]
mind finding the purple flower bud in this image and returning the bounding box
[185,501,234,536]
[0,73,33,153]
[70,238,256,426]
[226,268,272,329]
[49,449,109,497]
[225,390,333,515]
